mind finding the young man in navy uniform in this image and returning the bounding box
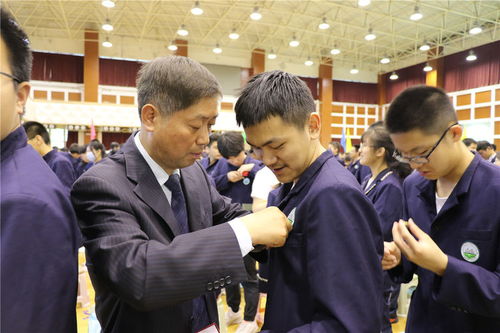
[23,120,77,190]
[200,132,222,176]
[234,70,384,332]
[0,9,80,332]
[383,85,500,332]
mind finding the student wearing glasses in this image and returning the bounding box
[382,86,500,332]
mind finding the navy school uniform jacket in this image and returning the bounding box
[212,156,264,204]
[43,148,77,190]
[262,151,384,332]
[1,127,80,333]
[361,169,404,241]
[200,156,219,176]
[389,154,500,332]
[348,159,371,184]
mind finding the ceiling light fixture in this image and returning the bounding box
[423,63,433,72]
[380,56,390,64]
[410,6,423,21]
[289,35,300,47]
[358,0,371,7]
[101,0,115,8]
[177,24,189,36]
[364,28,376,41]
[102,19,113,31]
[250,7,262,21]
[229,29,240,40]
[469,22,482,35]
[212,44,222,54]
[419,41,430,51]
[167,41,178,51]
[319,17,330,30]
[389,72,399,80]
[330,47,341,55]
[268,50,277,59]
[191,1,203,15]
[305,57,314,66]
[350,66,359,74]
[466,50,477,61]
[102,37,112,48]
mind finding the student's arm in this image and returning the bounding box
[282,185,384,332]
[52,159,77,190]
[372,182,404,241]
[211,159,234,192]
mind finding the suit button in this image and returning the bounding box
[214,280,220,289]
[220,278,225,287]
[225,276,232,285]
[207,282,213,291]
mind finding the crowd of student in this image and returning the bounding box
[2,8,500,333]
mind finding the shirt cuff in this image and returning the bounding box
[228,218,254,257]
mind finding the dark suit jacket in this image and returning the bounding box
[71,134,249,332]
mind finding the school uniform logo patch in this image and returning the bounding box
[461,242,479,263]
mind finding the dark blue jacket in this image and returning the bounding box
[348,159,371,184]
[262,151,383,332]
[211,156,263,204]
[200,156,219,176]
[389,154,500,332]
[43,149,77,190]
[1,127,80,333]
[362,169,404,241]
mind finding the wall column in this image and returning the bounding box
[426,47,444,88]
[318,57,333,147]
[251,48,265,75]
[377,73,387,120]
[84,30,99,103]
[174,39,188,57]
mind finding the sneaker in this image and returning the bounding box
[225,308,242,326]
[235,320,259,333]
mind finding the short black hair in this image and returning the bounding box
[208,132,220,148]
[476,140,492,151]
[1,8,32,83]
[23,121,50,145]
[385,85,457,135]
[462,138,477,147]
[89,140,106,158]
[217,131,244,158]
[361,121,412,179]
[234,70,315,128]
[136,56,222,117]
[110,141,120,149]
[330,141,342,150]
[353,144,360,152]
[69,143,80,154]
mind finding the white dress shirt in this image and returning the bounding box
[134,132,253,256]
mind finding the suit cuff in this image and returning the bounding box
[228,218,254,256]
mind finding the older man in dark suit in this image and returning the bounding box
[71,56,291,333]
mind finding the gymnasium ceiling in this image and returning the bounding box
[2,0,500,79]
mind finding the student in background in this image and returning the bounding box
[383,86,500,332]
[200,132,222,175]
[1,8,80,332]
[87,139,106,163]
[75,144,94,176]
[23,120,77,190]
[348,144,371,183]
[477,140,499,165]
[462,137,477,152]
[235,70,384,332]
[212,131,264,333]
[328,140,345,166]
[109,141,120,156]
[359,121,412,332]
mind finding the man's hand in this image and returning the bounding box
[382,241,401,270]
[227,171,243,183]
[240,206,292,247]
[392,219,448,276]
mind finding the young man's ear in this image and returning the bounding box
[308,113,321,139]
[16,82,31,117]
[450,124,463,142]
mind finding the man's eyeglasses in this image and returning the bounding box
[0,71,21,84]
[393,122,459,165]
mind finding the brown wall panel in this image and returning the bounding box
[367,107,376,115]
[495,121,500,135]
[495,138,500,148]
[474,106,491,119]
[457,94,471,106]
[357,108,366,115]
[332,127,343,135]
[356,128,365,136]
[496,105,500,117]
[367,118,375,125]
[332,116,343,125]
[68,92,82,102]
[475,91,491,104]
[346,117,354,125]
[51,91,65,101]
[346,106,355,114]
[332,105,343,113]
[34,90,48,100]
[496,89,500,101]
[102,95,117,103]
[357,118,365,125]
[221,102,233,110]
[457,109,471,120]
[120,96,135,104]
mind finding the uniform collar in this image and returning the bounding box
[43,148,57,162]
[1,126,28,162]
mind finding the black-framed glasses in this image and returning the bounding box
[393,122,459,165]
[0,71,21,84]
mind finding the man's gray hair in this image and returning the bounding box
[137,56,222,117]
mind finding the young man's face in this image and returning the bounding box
[146,97,219,174]
[208,141,221,161]
[468,143,477,152]
[227,150,246,167]
[244,115,319,184]
[390,126,458,180]
[477,147,492,160]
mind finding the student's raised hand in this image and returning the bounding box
[238,163,255,174]
[240,206,292,247]
[392,219,449,276]
[227,171,244,183]
[382,241,401,270]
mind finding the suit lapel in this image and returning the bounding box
[181,166,207,232]
[122,134,181,237]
